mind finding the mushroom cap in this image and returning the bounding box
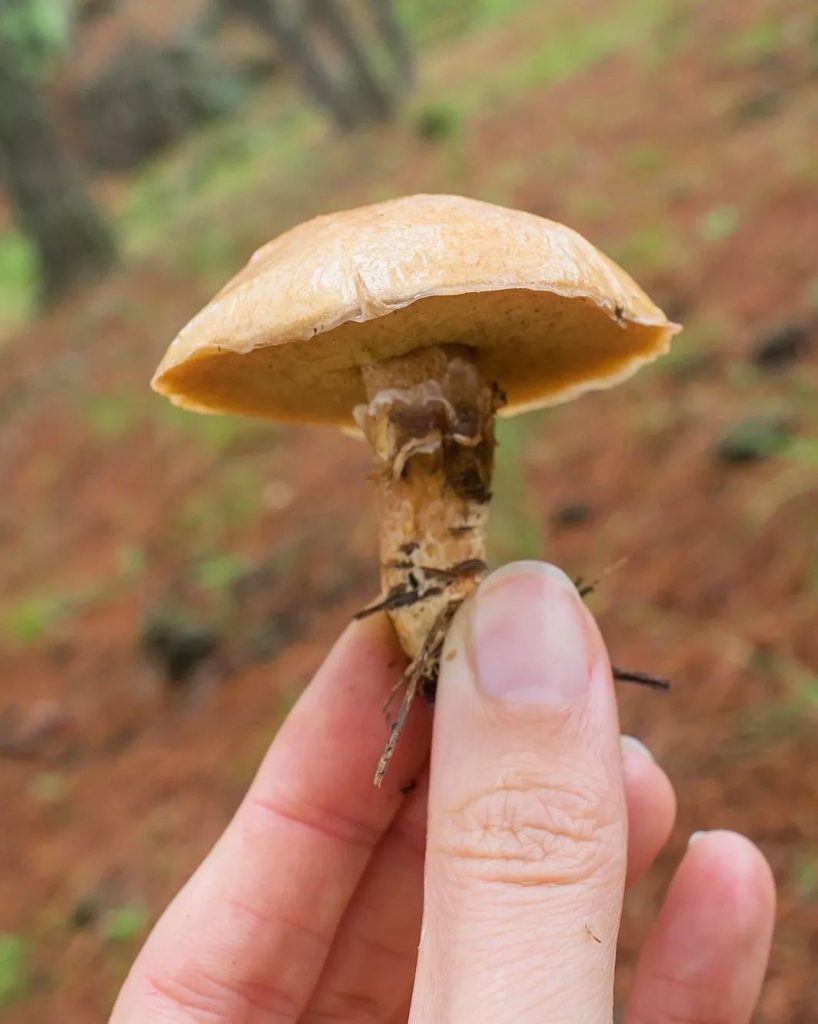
[152,194,679,426]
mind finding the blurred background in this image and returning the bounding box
[0,0,816,1019]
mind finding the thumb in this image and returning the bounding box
[410,562,627,1024]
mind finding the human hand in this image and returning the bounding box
[110,561,775,1023]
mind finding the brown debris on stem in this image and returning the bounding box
[373,599,461,787]
[355,345,501,783]
[355,345,500,662]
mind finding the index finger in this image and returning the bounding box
[111,614,431,1023]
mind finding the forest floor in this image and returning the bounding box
[1,0,818,1019]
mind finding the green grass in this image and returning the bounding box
[0,575,114,646]
[623,142,671,178]
[102,902,153,994]
[413,0,680,131]
[698,203,741,244]
[167,221,246,286]
[1,591,72,645]
[415,101,462,141]
[512,18,623,90]
[80,395,143,442]
[119,97,319,263]
[637,4,699,67]
[115,543,147,582]
[27,772,71,806]
[740,460,818,535]
[192,553,250,592]
[784,436,818,468]
[488,417,543,564]
[399,0,531,45]
[728,645,818,755]
[485,0,680,101]
[81,390,273,457]
[103,905,149,945]
[808,546,818,602]
[0,935,27,1007]
[0,233,36,336]
[793,851,818,902]
[608,217,681,276]
[753,648,818,712]
[156,401,271,454]
[569,190,614,225]
[723,14,784,66]
[717,414,795,463]
[653,316,725,377]
[173,463,264,555]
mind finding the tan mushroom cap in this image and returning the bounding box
[152,194,680,426]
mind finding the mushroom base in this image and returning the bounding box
[355,346,501,782]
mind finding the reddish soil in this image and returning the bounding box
[1,1,817,1020]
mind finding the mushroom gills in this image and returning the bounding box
[354,345,502,783]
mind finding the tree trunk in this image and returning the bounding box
[369,0,413,88]
[0,29,116,302]
[311,0,393,121]
[229,0,359,130]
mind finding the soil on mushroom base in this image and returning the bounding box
[1,0,817,1019]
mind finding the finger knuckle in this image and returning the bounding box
[145,966,296,1022]
[630,1013,731,1024]
[301,993,386,1023]
[628,970,735,1024]
[301,936,409,1023]
[436,768,622,888]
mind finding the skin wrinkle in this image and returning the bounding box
[301,895,433,1024]
[632,964,738,1011]
[300,990,390,1024]
[135,880,330,1024]
[144,966,296,1024]
[223,897,332,955]
[627,914,757,1020]
[388,809,429,862]
[242,792,385,854]
[432,769,624,888]
[414,877,622,1019]
[425,863,624,960]
[301,773,430,1024]
[419,899,612,1021]
[467,944,566,1013]
[410,572,626,1022]
[470,905,611,967]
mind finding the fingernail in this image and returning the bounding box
[621,735,655,762]
[689,830,708,846]
[472,561,591,705]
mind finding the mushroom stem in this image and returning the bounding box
[355,345,501,706]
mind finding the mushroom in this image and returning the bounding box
[152,194,680,782]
